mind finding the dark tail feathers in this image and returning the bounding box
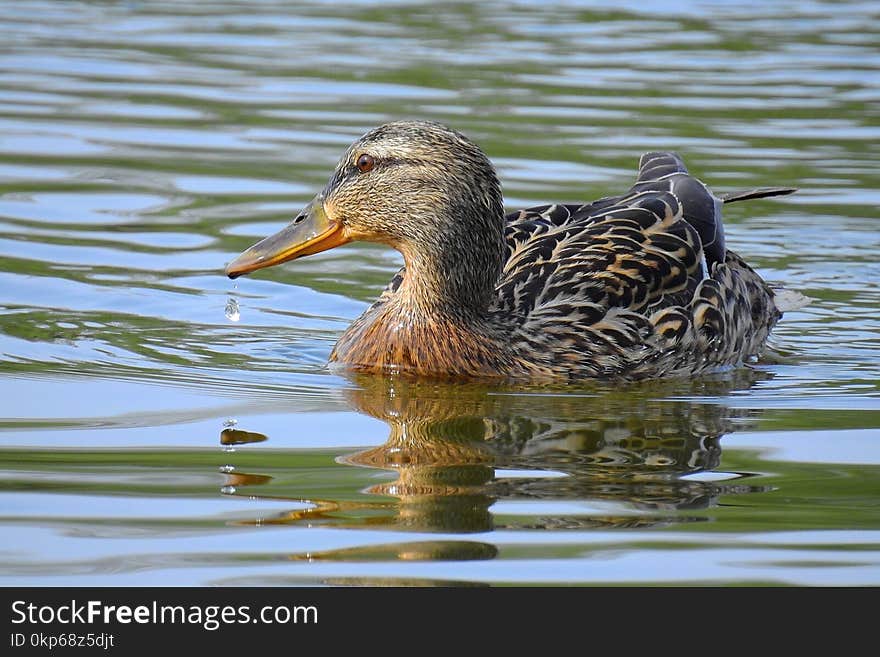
[722,187,798,204]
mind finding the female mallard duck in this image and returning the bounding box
[226,121,795,381]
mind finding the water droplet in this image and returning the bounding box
[221,485,237,495]
[219,465,235,473]
[225,296,240,322]
[223,418,238,428]
[221,445,236,453]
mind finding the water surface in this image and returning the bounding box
[1,0,879,586]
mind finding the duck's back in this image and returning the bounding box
[494,152,784,380]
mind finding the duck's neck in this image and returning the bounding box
[396,222,505,320]
[331,210,509,377]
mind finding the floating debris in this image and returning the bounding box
[220,427,268,447]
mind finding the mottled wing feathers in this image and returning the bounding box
[491,151,776,378]
[644,254,777,376]
[632,152,725,266]
[498,168,705,322]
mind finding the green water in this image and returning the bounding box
[1,0,878,586]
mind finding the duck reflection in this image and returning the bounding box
[220,369,773,561]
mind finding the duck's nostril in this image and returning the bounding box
[293,214,305,225]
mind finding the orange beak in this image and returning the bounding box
[225,195,350,279]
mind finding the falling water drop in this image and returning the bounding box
[224,296,240,322]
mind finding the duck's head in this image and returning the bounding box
[225,121,506,292]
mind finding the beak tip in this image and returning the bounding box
[225,261,244,279]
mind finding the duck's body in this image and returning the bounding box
[226,121,793,382]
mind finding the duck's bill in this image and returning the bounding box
[225,195,349,279]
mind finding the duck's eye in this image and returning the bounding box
[356,154,375,173]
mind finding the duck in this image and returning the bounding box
[225,120,795,382]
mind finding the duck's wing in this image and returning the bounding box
[497,152,710,321]
[632,152,725,266]
[494,152,784,377]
